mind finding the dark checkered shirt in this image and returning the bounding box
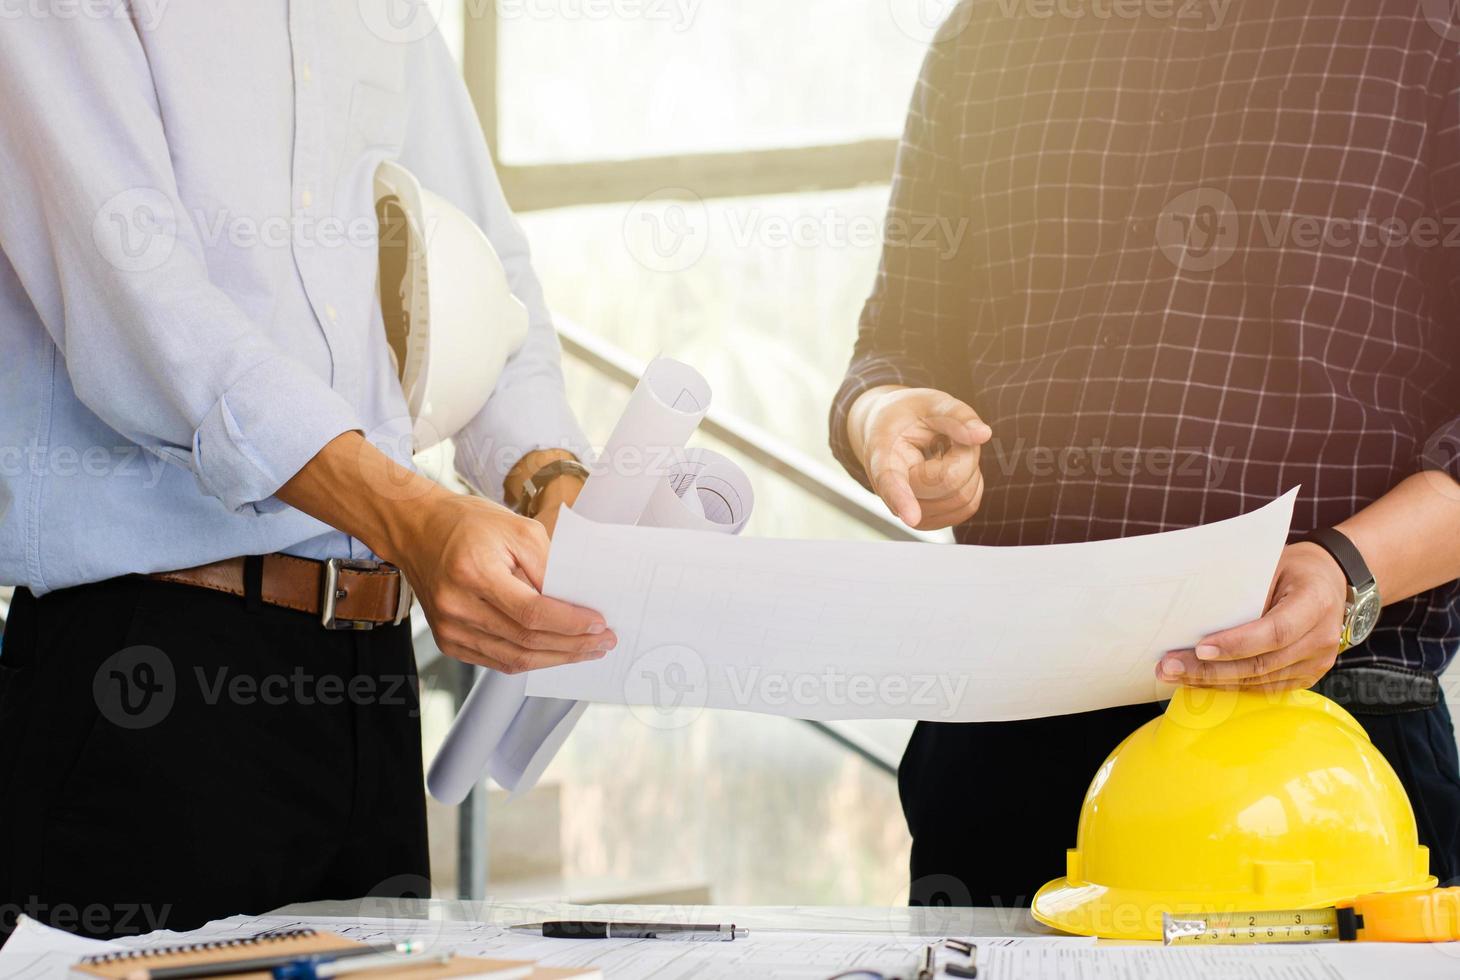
[830,1,1460,675]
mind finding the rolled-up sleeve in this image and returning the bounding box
[0,18,361,514]
[828,18,978,490]
[397,33,590,502]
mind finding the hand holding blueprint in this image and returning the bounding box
[428,358,753,803]
[525,490,1298,721]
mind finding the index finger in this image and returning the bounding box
[486,565,607,637]
[924,397,992,446]
[1193,590,1324,662]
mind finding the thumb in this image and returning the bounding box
[508,523,551,593]
[872,461,922,528]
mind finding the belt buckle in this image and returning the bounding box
[321,557,391,631]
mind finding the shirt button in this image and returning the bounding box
[1128,219,1147,237]
[1156,105,1175,123]
[1100,333,1118,349]
[326,304,339,322]
[301,189,313,209]
[300,63,313,84]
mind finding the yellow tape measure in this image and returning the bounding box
[1163,888,1460,946]
[1164,908,1356,945]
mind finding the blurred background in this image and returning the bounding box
[0,0,1455,915]
[409,0,955,908]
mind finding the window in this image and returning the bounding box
[420,1,953,905]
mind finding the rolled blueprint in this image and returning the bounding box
[643,448,754,534]
[427,357,750,804]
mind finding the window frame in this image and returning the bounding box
[462,11,899,211]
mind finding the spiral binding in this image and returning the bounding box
[79,928,318,964]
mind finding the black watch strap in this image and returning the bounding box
[1300,527,1375,591]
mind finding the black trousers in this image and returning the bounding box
[902,697,1460,908]
[0,576,430,940]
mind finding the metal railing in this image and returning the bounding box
[556,321,932,547]
[426,323,912,899]
[554,322,909,778]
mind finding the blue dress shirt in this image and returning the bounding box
[0,2,589,594]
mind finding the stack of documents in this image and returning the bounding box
[7,912,1459,980]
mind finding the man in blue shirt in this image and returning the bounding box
[0,4,612,937]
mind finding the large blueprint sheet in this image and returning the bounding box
[525,491,1298,722]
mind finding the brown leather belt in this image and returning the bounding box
[149,554,413,630]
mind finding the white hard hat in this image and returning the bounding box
[375,160,529,451]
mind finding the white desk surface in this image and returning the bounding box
[271,898,1054,939]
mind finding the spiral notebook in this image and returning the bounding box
[71,927,600,980]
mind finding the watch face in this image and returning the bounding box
[1348,587,1382,647]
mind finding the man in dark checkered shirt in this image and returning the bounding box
[831,1,1460,905]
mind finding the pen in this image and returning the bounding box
[508,921,747,941]
[127,942,424,980]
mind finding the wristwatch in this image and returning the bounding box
[1300,527,1381,652]
[513,458,590,518]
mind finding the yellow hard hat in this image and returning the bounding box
[1032,687,1436,941]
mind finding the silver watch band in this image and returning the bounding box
[515,458,590,517]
